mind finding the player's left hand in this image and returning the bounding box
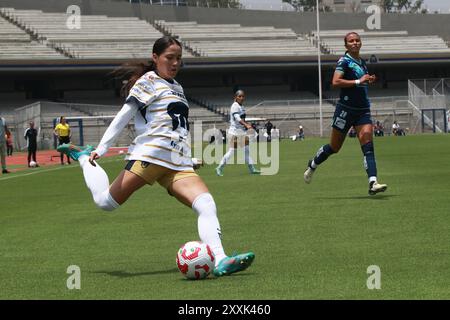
[368,75,377,84]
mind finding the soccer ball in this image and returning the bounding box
[176,241,215,280]
[29,161,37,168]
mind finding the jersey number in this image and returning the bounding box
[167,102,189,131]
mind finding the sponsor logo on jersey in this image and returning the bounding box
[334,117,346,130]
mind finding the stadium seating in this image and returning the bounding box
[0,8,170,59]
[156,20,317,57]
[4,8,448,60]
[0,13,67,60]
[312,30,450,55]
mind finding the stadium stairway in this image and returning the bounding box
[0,8,72,58]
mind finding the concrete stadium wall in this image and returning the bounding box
[1,0,450,40]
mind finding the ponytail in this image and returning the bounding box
[112,61,155,97]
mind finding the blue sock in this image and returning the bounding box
[313,144,335,166]
[361,141,377,179]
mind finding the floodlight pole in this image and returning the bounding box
[316,0,323,137]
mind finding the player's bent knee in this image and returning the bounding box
[94,190,120,212]
[192,192,217,216]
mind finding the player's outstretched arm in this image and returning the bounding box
[93,102,137,158]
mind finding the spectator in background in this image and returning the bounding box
[220,129,226,143]
[374,120,384,137]
[392,121,399,135]
[251,122,260,143]
[24,121,39,167]
[392,121,405,136]
[0,116,10,173]
[6,129,13,156]
[297,125,305,141]
[265,120,273,142]
[54,116,71,165]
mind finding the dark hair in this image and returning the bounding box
[234,89,245,97]
[114,36,182,96]
[344,32,360,54]
[344,32,360,45]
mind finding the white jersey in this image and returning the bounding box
[95,71,193,171]
[228,102,246,136]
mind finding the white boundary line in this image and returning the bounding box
[0,157,125,182]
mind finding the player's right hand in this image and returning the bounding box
[89,152,100,167]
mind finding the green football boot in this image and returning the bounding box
[215,165,224,177]
[213,252,255,277]
[248,164,261,175]
[57,144,94,161]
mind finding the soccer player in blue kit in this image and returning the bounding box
[304,32,387,195]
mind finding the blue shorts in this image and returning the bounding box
[331,103,372,134]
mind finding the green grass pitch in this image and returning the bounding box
[1,134,449,299]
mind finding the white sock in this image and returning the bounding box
[219,148,235,167]
[311,160,317,169]
[244,145,254,166]
[369,176,377,184]
[79,155,119,211]
[192,193,227,266]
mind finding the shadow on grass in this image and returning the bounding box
[92,268,179,278]
[92,269,255,280]
[176,272,254,281]
[317,194,398,201]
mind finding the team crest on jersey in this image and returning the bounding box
[167,101,189,131]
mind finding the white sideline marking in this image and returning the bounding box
[0,157,124,182]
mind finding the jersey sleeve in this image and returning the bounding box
[231,103,242,122]
[125,76,158,110]
[335,57,347,74]
[94,102,137,157]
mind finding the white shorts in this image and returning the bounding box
[227,127,246,137]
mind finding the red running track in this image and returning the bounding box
[3,147,128,173]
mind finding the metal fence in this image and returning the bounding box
[409,78,450,133]
[9,91,445,151]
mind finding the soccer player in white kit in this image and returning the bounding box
[58,36,254,277]
[215,90,260,176]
